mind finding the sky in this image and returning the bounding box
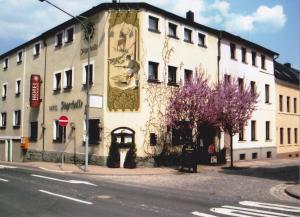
[0,0,299,69]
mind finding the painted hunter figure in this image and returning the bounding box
[124,54,140,89]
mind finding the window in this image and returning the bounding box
[238,126,244,141]
[63,69,73,89]
[53,72,61,91]
[15,79,21,96]
[252,153,257,159]
[279,95,283,112]
[83,64,93,86]
[287,128,291,144]
[251,51,256,66]
[280,128,284,144]
[13,110,21,127]
[65,26,74,43]
[294,98,297,113]
[33,43,40,56]
[238,78,244,91]
[241,47,247,63]
[267,151,272,158]
[30,121,38,141]
[168,66,177,85]
[55,31,63,47]
[0,112,6,128]
[295,128,298,144]
[266,121,270,140]
[239,154,246,160]
[251,120,256,141]
[250,81,256,96]
[265,84,269,103]
[184,28,192,43]
[148,61,159,81]
[198,33,206,47]
[2,83,7,99]
[287,96,290,112]
[17,51,23,63]
[83,119,100,144]
[53,120,65,143]
[261,55,266,69]
[150,133,157,146]
[224,74,231,84]
[148,16,159,32]
[184,69,193,83]
[230,43,236,59]
[3,58,8,69]
[168,23,177,38]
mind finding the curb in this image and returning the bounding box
[284,186,300,200]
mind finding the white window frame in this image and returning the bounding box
[53,120,57,140]
[2,82,8,98]
[33,42,41,56]
[55,31,64,47]
[13,110,21,126]
[3,58,9,69]
[82,61,95,85]
[17,50,23,63]
[63,67,74,89]
[53,71,62,91]
[15,79,21,95]
[65,25,75,43]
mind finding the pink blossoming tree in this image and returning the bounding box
[211,79,259,167]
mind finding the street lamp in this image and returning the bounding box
[39,0,93,171]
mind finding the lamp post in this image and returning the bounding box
[39,0,92,171]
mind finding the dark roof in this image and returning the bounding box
[220,31,278,56]
[0,2,277,59]
[274,61,300,86]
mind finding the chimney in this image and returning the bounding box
[186,11,194,22]
[284,63,291,68]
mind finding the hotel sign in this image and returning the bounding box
[30,74,41,108]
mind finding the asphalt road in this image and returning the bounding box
[0,165,299,217]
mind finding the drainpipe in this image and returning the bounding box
[217,31,222,84]
[42,36,47,161]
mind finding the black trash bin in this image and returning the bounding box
[181,144,197,173]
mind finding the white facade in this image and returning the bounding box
[219,38,277,161]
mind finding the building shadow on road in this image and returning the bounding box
[219,165,300,183]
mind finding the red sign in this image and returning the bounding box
[58,116,69,127]
[30,75,41,108]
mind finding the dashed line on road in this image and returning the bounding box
[39,190,93,205]
[31,174,97,186]
[191,211,218,217]
[239,201,300,213]
[0,165,17,169]
[0,178,9,182]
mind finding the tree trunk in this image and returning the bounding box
[230,134,234,168]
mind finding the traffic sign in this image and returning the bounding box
[58,116,69,127]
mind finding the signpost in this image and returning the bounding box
[58,116,68,167]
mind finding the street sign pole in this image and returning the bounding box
[58,116,69,168]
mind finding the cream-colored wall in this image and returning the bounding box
[102,10,219,158]
[275,80,300,156]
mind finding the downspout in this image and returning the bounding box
[217,31,222,84]
[42,36,47,161]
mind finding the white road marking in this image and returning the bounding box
[239,201,300,213]
[211,207,279,217]
[39,166,72,173]
[0,165,17,169]
[191,211,218,217]
[222,205,297,217]
[39,190,93,205]
[31,174,97,186]
[0,178,9,182]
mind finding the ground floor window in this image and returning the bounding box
[30,121,38,141]
[83,119,101,145]
[53,120,65,143]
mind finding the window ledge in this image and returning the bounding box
[167,82,179,87]
[265,139,272,142]
[65,40,73,44]
[0,126,6,130]
[53,88,61,93]
[168,35,179,40]
[29,138,38,142]
[242,61,248,65]
[55,44,63,49]
[33,53,40,58]
[53,139,63,143]
[148,28,161,34]
[231,57,238,61]
[3,67,8,71]
[17,61,22,65]
[2,96,6,100]
[251,139,258,142]
[238,140,246,143]
[13,125,20,129]
[63,86,73,91]
[198,44,207,48]
[147,79,161,84]
[15,93,21,97]
[184,40,193,44]
[265,102,272,105]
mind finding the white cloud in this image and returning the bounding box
[210,0,230,16]
[253,5,286,29]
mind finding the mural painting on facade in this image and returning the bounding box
[80,15,99,59]
[108,11,140,111]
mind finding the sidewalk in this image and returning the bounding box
[1,157,299,176]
